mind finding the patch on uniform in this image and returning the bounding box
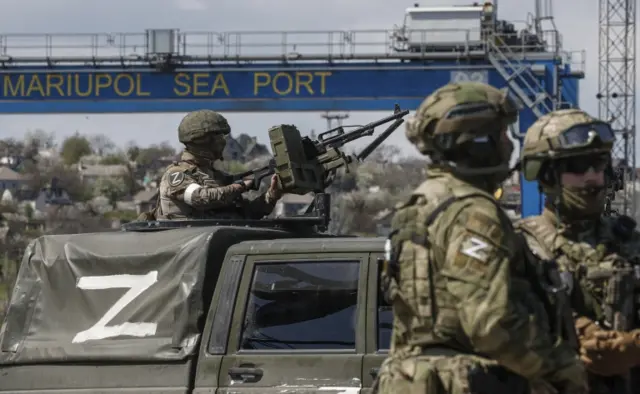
[465,210,503,247]
[169,171,185,186]
[459,235,490,263]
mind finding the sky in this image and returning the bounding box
[0,0,635,159]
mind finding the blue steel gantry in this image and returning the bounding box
[0,6,587,217]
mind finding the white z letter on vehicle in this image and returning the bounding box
[72,271,159,344]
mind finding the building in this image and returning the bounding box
[0,167,26,194]
[133,188,159,215]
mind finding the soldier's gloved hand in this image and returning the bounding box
[233,179,252,192]
[575,316,600,340]
[580,329,640,376]
[547,362,588,394]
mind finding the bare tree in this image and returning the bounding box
[89,134,116,156]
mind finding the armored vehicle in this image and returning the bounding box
[0,218,393,394]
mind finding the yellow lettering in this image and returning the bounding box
[173,73,190,96]
[193,73,209,96]
[94,74,112,96]
[253,71,333,96]
[253,72,270,95]
[66,74,72,96]
[113,74,135,96]
[46,74,64,96]
[3,75,24,96]
[210,74,230,96]
[272,73,293,96]
[26,75,45,97]
[74,74,92,97]
[135,73,150,96]
[315,71,332,95]
[295,72,314,94]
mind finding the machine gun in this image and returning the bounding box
[229,104,410,230]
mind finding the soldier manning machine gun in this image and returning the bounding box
[127,104,409,233]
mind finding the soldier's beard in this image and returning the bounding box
[552,185,606,220]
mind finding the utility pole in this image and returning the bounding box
[321,112,349,130]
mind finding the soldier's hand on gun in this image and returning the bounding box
[268,174,283,199]
[580,329,640,376]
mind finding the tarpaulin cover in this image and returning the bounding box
[0,226,215,364]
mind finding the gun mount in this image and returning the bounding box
[124,104,410,234]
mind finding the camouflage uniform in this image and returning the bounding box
[515,109,640,394]
[155,110,282,220]
[377,83,586,394]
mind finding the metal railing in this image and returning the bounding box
[0,27,568,65]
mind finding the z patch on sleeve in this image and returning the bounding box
[450,209,506,275]
[460,236,490,262]
[169,171,185,187]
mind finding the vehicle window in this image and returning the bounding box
[239,260,360,351]
[378,264,392,351]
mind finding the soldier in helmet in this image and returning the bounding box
[515,109,640,393]
[377,82,586,394]
[154,110,283,220]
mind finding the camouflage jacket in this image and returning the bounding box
[516,208,640,328]
[157,151,279,220]
[387,169,580,381]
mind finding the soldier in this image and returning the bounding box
[154,109,283,220]
[377,82,586,394]
[515,108,640,393]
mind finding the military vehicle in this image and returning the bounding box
[0,106,408,394]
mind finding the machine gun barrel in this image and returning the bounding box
[317,104,410,149]
[357,118,405,161]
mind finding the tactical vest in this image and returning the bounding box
[517,214,640,331]
[387,174,516,353]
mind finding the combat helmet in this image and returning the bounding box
[405,81,518,183]
[178,110,231,160]
[521,108,614,184]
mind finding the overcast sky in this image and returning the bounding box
[0,0,633,158]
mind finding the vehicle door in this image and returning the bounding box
[362,253,390,394]
[193,255,248,394]
[219,252,368,394]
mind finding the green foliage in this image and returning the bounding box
[23,203,34,220]
[93,177,129,209]
[60,134,92,165]
[217,160,248,173]
[136,142,176,167]
[100,154,127,165]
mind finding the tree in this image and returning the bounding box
[136,142,176,167]
[22,161,92,202]
[89,134,116,156]
[93,177,129,209]
[60,134,92,165]
[100,154,127,165]
[24,129,56,150]
[125,141,141,162]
